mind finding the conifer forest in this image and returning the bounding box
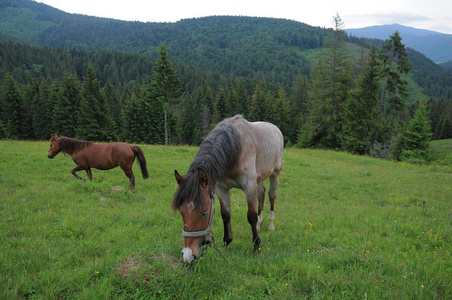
[1,2,452,163]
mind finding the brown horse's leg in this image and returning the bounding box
[121,166,135,191]
[216,187,233,246]
[256,182,266,232]
[71,165,86,181]
[244,182,260,252]
[86,168,93,181]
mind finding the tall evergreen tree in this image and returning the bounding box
[377,31,411,142]
[195,82,214,138]
[76,65,115,141]
[179,92,201,145]
[121,85,146,143]
[211,88,228,125]
[289,75,309,145]
[103,80,121,126]
[342,46,381,154]
[249,82,268,122]
[1,74,28,139]
[300,14,354,149]
[52,73,82,137]
[235,78,250,118]
[396,103,432,163]
[26,76,53,140]
[150,44,183,145]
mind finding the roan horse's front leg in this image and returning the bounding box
[245,183,261,252]
[216,187,233,246]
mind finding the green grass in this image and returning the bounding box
[430,139,452,166]
[1,141,451,299]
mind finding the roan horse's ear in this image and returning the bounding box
[174,170,185,185]
[197,168,209,189]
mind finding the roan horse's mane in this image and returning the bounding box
[172,122,242,211]
[58,136,93,155]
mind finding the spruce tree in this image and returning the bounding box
[150,44,183,145]
[397,103,432,163]
[121,85,146,143]
[289,75,309,144]
[52,73,82,138]
[377,31,411,143]
[1,74,28,139]
[249,82,268,122]
[342,46,380,154]
[76,65,115,141]
[300,14,353,149]
[211,88,228,125]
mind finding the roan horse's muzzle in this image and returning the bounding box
[181,194,215,263]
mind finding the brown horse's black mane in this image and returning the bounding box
[58,136,93,155]
[172,123,242,211]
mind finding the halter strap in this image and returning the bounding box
[182,192,215,239]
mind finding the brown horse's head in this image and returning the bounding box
[173,169,215,263]
[47,134,61,159]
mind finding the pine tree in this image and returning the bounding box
[342,46,380,154]
[249,82,268,122]
[289,75,309,144]
[300,14,353,149]
[143,83,165,144]
[1,74,28,139]
[235,78,250,118]
[179,92,201,145]
[150,44,183,145]
[52,73,82,137]
[211,88,228,125]
[396,103,432,163]
[197,81,215,137]
[103,80,121,126]
[266,85,289,141]
[76,65,115,141]
[121,85,146,143]
[377,31,411,142]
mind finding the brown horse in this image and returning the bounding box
[47,135,149,191]
[172,115,284,263]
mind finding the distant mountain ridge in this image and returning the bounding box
[346,24,452,64]
[1,0,452,99]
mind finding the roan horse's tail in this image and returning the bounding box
[131,146,150,179]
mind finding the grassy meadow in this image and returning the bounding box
[0,140,451,299]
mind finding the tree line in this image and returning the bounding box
[1,20,451,163]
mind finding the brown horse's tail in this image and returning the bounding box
[131,146,149,179]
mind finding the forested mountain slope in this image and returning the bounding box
[1,0,452,98]
[346,24,452,64]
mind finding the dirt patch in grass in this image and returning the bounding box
[116,252,181,282]
[110,186,124,192]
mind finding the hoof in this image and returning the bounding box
[268,223,275,231]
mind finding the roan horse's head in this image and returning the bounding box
[47,134,61,159]
[173,168,215,263]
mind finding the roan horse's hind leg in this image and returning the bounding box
[244,182,261,252]
[268,171,281,231]
[256,182,266,232]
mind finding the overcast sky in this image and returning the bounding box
[35,0,452,34]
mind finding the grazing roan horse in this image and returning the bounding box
[172,115,284,263]
[47,135,149,191]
